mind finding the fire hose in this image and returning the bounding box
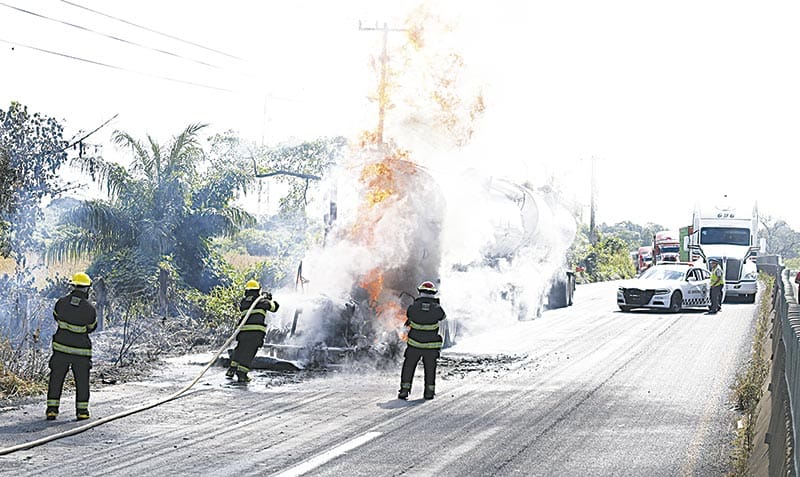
[0,295,268,456]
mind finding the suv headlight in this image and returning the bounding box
[743,271,758,281]
[654,288,670,295]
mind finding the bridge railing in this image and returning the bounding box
[770,266,798,475]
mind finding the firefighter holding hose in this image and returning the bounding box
[398,281,446,400]
[46,272,97,421]
[225,280,279,383]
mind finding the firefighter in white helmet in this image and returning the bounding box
[225,280,279,383]
[398,280,446,400]
[46,272,97,421]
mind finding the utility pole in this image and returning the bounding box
[589,156,597,245]
[358,21,406,145]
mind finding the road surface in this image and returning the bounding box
[0,280,758,476]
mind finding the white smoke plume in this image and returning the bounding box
[277,1,577,352]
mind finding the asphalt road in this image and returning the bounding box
[0,280,758,476]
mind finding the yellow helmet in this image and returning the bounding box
[245,279,260,290]
[70,272,92,287]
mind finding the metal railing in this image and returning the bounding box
[774,267,798,475]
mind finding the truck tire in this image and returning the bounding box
[548,277,568,309]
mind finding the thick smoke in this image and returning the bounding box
[275,1,577,354]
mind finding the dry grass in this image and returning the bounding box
[730,272,774,476]
[0,255,91,288]
[0,257,13,274]
[224,252,270,271]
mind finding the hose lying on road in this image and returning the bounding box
[0,295,267,456]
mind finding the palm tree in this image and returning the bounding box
[48,123,254,318]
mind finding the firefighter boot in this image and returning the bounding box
[398,383,411,400]
[236,371,251,383]
[423,385,435,400]
[225,367,236,378]
[45,407,59,420]
[76,402,90,420]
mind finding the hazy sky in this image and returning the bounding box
[1,0,798,232]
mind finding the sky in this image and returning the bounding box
[1,0,799,232]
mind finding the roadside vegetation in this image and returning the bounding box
[730,272,774,475]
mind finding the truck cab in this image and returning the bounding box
[687,201,759,303]
[637,246,653,274]
[653,230,680,264]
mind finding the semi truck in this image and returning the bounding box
[684,200,760,303]
[652,230,680,265]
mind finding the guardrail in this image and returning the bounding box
[781,269,800,475]
[762,264,797,475]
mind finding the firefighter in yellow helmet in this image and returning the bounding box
[398,281,446,400]
[46,272,97,420]
[225,280,279,383]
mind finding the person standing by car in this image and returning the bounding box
[398,281,446,400]
[46,272,97,421]
[709,258,725,313]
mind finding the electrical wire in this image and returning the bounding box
[0,1,224,70]
[0,37,232,92]
[0,295,268,456]
[60,0,243,61]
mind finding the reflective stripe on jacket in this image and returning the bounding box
[53,341,92,357]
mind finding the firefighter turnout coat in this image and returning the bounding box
[405,295,447,350]
[47,288,97,415]
[229,290,279,378]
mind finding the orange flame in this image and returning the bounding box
[360,268,384,308]
[376,300,408,341]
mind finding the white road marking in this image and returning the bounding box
[273,431,383,477]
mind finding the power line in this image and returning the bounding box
[0,37,232,92]
[0,1,224,70]
[60,0,243,61]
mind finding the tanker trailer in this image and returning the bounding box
[480,178,577,318]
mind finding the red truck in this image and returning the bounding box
[652,230,680,265]
[637,246,653,273]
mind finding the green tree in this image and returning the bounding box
[0,102,72,269]
[572,226,636,282]
[47,124,254,317]
[599,221,667,252]
[254,137,346,215]
[759,215,800,259]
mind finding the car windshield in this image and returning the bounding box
[659,245,679,253]
[700,227,750,246]
[639,267,686,281]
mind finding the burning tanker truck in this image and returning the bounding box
[251,147,577,369]
[256,147,447,367]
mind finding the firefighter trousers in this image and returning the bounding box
[47,350,91,409]
[231,331,265,373]
[400,346,439,394]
